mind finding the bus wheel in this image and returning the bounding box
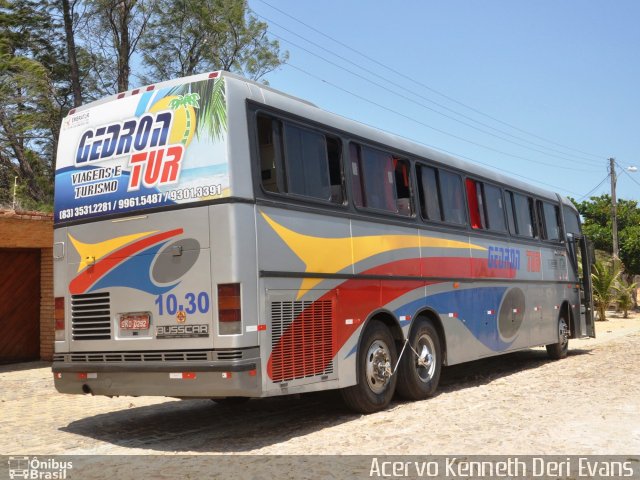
[546,314,569,360]
[340,320,398,413]
[396,320,442,400]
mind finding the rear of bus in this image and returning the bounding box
[52,72,262,399]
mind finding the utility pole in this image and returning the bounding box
[609,157,619,262]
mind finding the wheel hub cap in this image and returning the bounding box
[366,341,392,394]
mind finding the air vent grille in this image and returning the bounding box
[216,350,244,360]
[66,351,211,362]
[270,300,333,382]
[71,293,111,340]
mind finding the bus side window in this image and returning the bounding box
[393,158,412,216]
[505,191,517,234]
[466,180,505,232]
[484,183,507,232]
[563,205,581,236]
[512,192,536,238]
[257,114,282,193]
[541,201,561,241]
[466,179,484,229]
[257,113,343,204]
[351,143,399,213]
[283,123,331,200]
[327,137,344,203]
[417,164,442,221]
[350,143,365,207]
[440,171,466,225]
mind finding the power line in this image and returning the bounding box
[255,0,607,162]
[284,63,584,197]
[256,13,603,169]
[616,161,640,189]
[576,174,610,201]
[282,60,595,173]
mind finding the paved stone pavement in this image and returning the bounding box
[1,318,639,458]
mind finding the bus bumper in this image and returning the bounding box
[52,360,261,398]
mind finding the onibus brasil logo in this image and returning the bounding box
[8,457,73,479]
[72,92,201,195]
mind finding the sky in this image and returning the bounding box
[248,0,640,203]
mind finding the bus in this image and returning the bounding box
[52,71,595,413]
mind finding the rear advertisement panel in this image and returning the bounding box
[54,75,229,224]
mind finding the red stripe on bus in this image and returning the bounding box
[267,256,516,381]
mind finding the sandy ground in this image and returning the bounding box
[1,313,639,478]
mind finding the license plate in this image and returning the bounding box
[119,313,150,330]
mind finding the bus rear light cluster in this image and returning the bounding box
[218,283,241,335]
[55,297,65,341]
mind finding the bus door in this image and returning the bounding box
[568,234,596,338]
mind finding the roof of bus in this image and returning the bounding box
[231,74,574,208]
[66,70,576,210]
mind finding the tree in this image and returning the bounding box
[140,0,287,83]
[0,0,65,208]
[591,260,621,321]
[82,0,151,93]
[0,0,287,209]
[616,278,637,319]
[60,0,83,106]
[572,195,640,276]
[619,225,640,278]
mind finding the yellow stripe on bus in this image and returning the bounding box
[261,212,485,298]
[69,231,158,272]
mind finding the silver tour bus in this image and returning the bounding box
[52,71,595,413]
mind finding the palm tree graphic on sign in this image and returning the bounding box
[168,93,200,145]
[169,77,227,142]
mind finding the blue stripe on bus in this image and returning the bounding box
[89,242,178,295]
[344,286,516,359]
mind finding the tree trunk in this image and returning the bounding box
[117,4,130,93]
[61,0,83,106]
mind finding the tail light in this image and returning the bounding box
[55,297,65,341]
[217,283,241,335]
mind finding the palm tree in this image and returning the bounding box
[616,278,638,319]
[591,261,621,321]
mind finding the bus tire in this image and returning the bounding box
[396,320,442,400]
[340,320,398,413]
[546,314,569,360]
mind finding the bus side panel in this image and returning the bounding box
[256,207,352,395]
[340,218,423,389]
[54,227,69,354]
[209,203,259,348]
[539,244,571,345]
[435,233,522,365]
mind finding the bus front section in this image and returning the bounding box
[52,72,261,400]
